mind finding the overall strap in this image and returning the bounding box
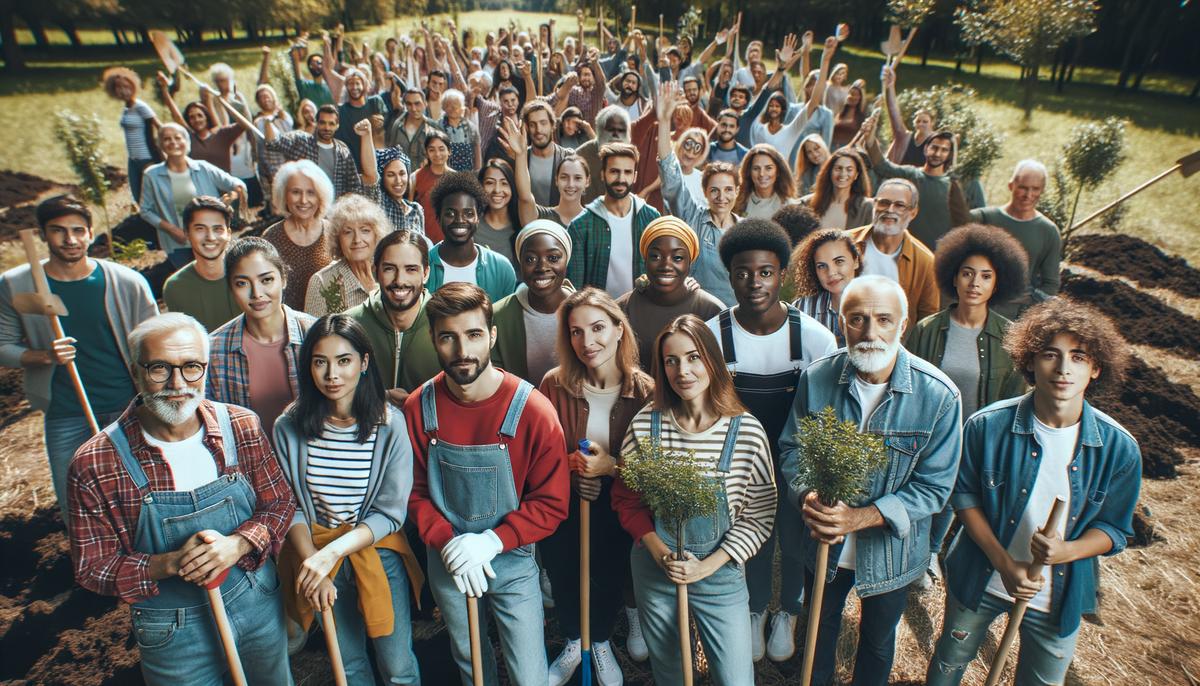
[650,410,663,442]
[716,415,742,473]
[212,403,238,468]
[419,380,439,434]
[499,380,534,439]
[718,310,737,365]
[786,307,806,366]
[104,418,151,491]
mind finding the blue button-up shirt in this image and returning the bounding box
[659,152,737,307]
[779,348,963,597]
[946,392,1141,637]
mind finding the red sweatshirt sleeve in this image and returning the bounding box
[610,420,656,543]
[403,390,457,550]
[493,389,570,551]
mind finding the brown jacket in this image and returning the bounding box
[537,367,654,462]
[849,225,941,323]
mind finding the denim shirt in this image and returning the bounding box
[659,152,736,307]
[779,348,963,597]
[945,393,1141,637]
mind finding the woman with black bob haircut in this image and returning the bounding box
[906,223,1029,585]
[273,314,422,685]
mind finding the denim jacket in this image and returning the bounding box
[945,393,1141,637]
[779,348,963,597]
[659,152,737,307]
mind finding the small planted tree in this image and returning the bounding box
[894,83,1006,184]
[54,109,112,234]
[1038,117,1127,252]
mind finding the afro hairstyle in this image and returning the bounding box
[934,223,1030,305]
[771,203,822,247]
[718,218,793,270]
[430,170,488,218]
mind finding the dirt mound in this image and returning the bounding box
[0,171,63,208]
[0,204,40,242]
[1071,233,1200,298]
[0,368,31,431]
[1060,272,1200,358]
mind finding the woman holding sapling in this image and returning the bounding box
[611,314,775,686]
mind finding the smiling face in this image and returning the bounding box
[256,88,277,112]
[383,159,409,200]
[481,167,512,211]
[750,62,767,86]
[42,213,93,265]
[404,91,426,119]
[376,241,428,312]
[432,309,495,386]
[679,132,706,167]
[556,159,587,202]
[813,239,858,296]
[750,153,777,192]
[954,254,996,308]
[338,222,378,264]
[1029,332,1100,405]
[443,96,464,120]
[872,182,917,237]
[499,91,520,117]
[729,249,782,316]
[661,332,711,404]
[135,327,207,425]
[345,73,367,101]
[438,191,479,246]
[186,208,231,262]
[766,98,783,121]
[229,251,285,323]
[518,233,567,298]
[830,155,859,190]
[645,235,691,297]
[159,126,189,159]
[526,109,554,150]
[924,136,952,171]
[425,137,450,168]
[683,80,700,105]
[184,104,209,133]
[729,89,748,110]
[316,111,339,143]
[716,115,738,143]
[804,140,829,166]
[1008,169,1046,215]
[286,173,320,221]
[704,171,737,216]
[604,155,637,200]
[568,304,623,373]
[311,333,367,405]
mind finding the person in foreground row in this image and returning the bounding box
[926,298,1141,685]
[68,313,296,685]
[779,275,962,686]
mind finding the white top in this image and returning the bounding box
[167,169,197,219]
[985,417,1077,613]
[839,375,890,570]
[142,425,218,491]
[705,308,837,376]
[750,108,811,156]
[681,168,704,206]
[861,235,902,284]
[604,204,635,298]
[441,254,479,286]
[582,382,622,455]
[305,422,379,527]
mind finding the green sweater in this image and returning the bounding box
[345,289,441,393]
[969,206,1062,321]
[906,306,1026,413]
[163,262,240,332]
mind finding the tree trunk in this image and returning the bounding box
[1191,77,1199,98]
[1116,0,1155,90]
[975,48,983,74]
[56,19,81,47]
[18,11,49,48]
[920,29,932,67]
[1022,62,1039,122]
[1133,6,1176,90]
[0,9,26,70]
[136,25,152,46]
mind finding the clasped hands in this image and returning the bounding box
[570,442,617,502]
[801,490,878,545]
[171,529,250,587]
[442,530,504,598]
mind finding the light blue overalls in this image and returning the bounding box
[630,411,755,686]
[419,379,548,686]
[105,403,292,686]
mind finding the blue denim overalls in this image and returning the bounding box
[718,306,810,615]
[106,403,292,686]
[418,379,548,686]
[630,410,755,686]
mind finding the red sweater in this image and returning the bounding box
[404,371,569,551]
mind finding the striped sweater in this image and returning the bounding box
[612,407,776,564]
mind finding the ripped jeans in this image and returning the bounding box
[926,592,1079,686]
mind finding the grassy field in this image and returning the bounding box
[2,10,1199,263]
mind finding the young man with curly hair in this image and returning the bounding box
[926,297,1142,686]
[426,171,517,301]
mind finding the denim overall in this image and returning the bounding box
[106,403,292,686]
[631,410,754,686]
[418,379,547,686]
[718,306,810,616]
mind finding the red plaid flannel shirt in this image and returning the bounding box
[67,400,296,604]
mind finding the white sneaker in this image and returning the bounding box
[624,607,648,662]
[750,611,767,661]
[766,611,798,662]
[548,638,581,686]
[541,568,556,609]
[592,640,624,685]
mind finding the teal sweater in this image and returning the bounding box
[427,243,517,302]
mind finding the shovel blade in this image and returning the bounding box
[1177,149,1200,178]
[13,292,68,317]
[881,25,902,56]
[150,30,185,73]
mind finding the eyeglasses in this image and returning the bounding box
[874,199,912,212]
[139,361,208,383]
[681,138,704,152]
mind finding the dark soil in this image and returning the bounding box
[1071,233,1200,299]
[0,171,62,208]
[0,167,128,242]
[0,204,40,242]
[1060,272,1200,358]
[0,368,31,431]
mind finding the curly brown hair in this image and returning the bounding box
[1003,297,1128,394]
[102,67,140,100]
[934,223,1030,305]
[790,229,863,298]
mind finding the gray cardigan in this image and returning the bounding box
[0,259,158,412]
[272,405,413,543]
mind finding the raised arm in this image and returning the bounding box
[156,71,186,127]
[289,39,306,82]
[355,119,378,186]
[499,117,538,226]
[258,46,272,86]
[323,33,346,102]
[694,26,730,67]
[806,35,836,118]
[881,65,911,162]
[656,81,677,162]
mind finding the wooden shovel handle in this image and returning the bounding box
[800,541,830,686]
[677,582,693,686]
[467,596,484,686]
[206,581,248,686]
[321,608,348,686]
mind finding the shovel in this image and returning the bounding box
[1070,149,1200,232]
[799,538,831,686]
[14,229,99,434]
[467,596,485,686]
[880,25,903,69]
[893,27,918,70]
[835,23,851,43]
[579,439,595,684]
[149,30,204,89]
[204,569,248,686]
[321,607,349,686]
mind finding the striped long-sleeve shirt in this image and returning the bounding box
[612,408,776,564]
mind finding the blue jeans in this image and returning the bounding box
[927,592,1079,686]
[803,567,910,686]
[327,548,420,685]
[426,545,547,686]
[630,545,753,686]
[132,563,292,686]
[44,410,124,522]
[930,503,956,556]
[747,496,806,614]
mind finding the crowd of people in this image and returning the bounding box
[0,12,1143,686]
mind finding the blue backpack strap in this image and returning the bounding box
[786,306,806,366]
[650,410,662,442]
[104,418,151,491]
[718,310,737,365]
[419,380,439,434]
[499,380,534,439]
[212,403,239,468]
[717,415,742,473]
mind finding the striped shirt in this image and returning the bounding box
[305,422,379,527]
[794,292,844,347]
[617,409,776,564]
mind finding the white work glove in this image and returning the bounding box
[442,530,504,576]
[453,561,497,597]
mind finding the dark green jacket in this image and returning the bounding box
[906,306,1026,412]
[566,195,661,293]
[345,289,441,393]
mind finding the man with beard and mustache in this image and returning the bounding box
[335,67,389,173]
[566,142,661,299]
[68,313,297,685]
[708,109,749,165]
[574,105,630,203]
[549,53,607,128]
[403,282,568,686]
[521,101,574,206]
[426,171,518,301]
[863,116,971,250]
[290,40,334,107]
[0,195,157,522]
[386,88,444,171]
[779,274,962,686]
[346,229,441,406]
[163,196,240,332]
[850,178,941,323]
[481,86,523,163]
[605,69,651,120]
[265,104,365,198]
[680,76,717,133]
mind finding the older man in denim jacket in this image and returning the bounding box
[779,275,962,686]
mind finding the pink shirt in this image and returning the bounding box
[241,329,293,441]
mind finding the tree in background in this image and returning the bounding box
[54,109,112,232]
[956,0,1098,122]
[1037,117,1127,253]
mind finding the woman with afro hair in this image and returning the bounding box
[103,67,163,203]
[906,222,1030,585]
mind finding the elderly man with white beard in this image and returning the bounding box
[779,275,962,686]
[849,178,940,323]
[67,312,297,686]
[572,104,631,204]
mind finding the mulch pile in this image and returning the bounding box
[1061,271,1200,358]
[1071,233,1200,298]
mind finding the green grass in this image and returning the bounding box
[3,10,1199,263]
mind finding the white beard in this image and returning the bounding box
[872,217,907,236]
[142,388,204,425]
[847,336,902,375]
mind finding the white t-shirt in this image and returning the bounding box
[583,382,622,455]
[681,168,704,206]
[862,236,902,285]
[142,425,218,491]
[706,308,837,376]
[604,205,635,298]
[985,417,1077,612]
[838,375,890,570]
[441,254,479,286]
